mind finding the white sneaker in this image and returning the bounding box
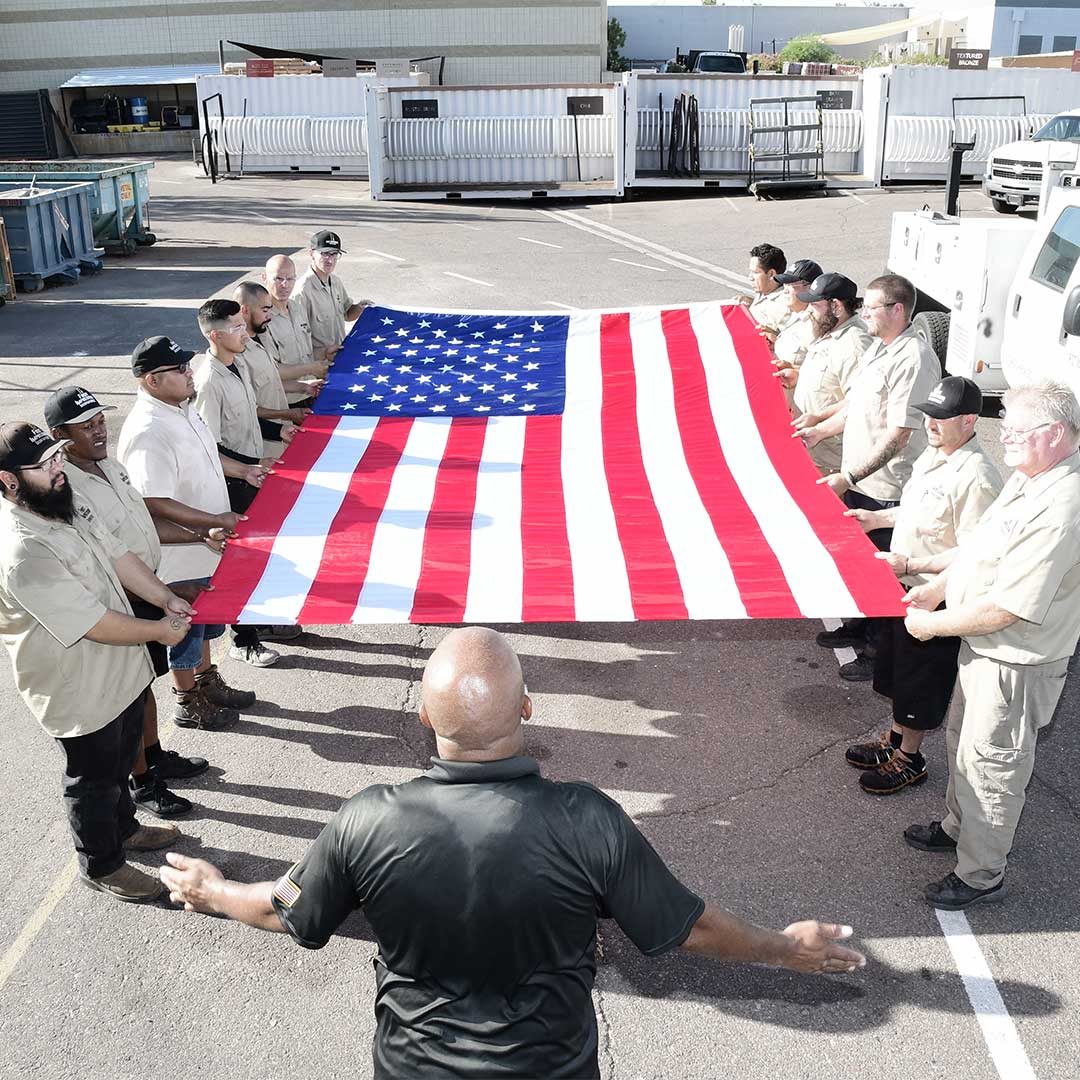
[229,642,280,668]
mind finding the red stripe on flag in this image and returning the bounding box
[599,312,688,619]
[195,416,341,623]
[520,414,575,621]
[721,306,906,617]
[296,417,414,624]
[410,418,487,622]
[661,309,802,618]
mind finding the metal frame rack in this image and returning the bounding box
[747,94,825,198]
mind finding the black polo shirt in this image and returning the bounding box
[271,755,704,1079]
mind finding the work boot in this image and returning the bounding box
[195,663,256,709]
[845,729,900,769]
[80,863,163,903]
[125,823,180,851]
[815,624,865,650]
[925,872,1004,911]
[130,770,193,818]
[859,751,927,795]
[172,686,238,730]
[838,654,875,682]
[904,820,958,853]
[228,641,280,668]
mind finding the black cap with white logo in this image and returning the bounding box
[914,376,983,419]
[43,386,117,430]
[310,229,346,254]
[796,272,859,304]
[130,336,196,375]
[0,422,72,473]
[775,259,824,286]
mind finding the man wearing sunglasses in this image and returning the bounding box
[903,380,1080,910]
[297,230,370,363]
[0,422,194,903]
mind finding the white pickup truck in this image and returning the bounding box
[888,176,1080,397]
[984,109,1080,215]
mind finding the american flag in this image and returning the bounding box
[194,303,906,625]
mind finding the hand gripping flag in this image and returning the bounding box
[193,303,907,624]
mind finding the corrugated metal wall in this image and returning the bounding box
[0,90,58,158]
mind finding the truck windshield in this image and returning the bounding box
[1033,116,1080,143]
[697,55,744,73]
[1030,207,1080,292]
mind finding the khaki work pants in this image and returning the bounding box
[942,643,1068,890]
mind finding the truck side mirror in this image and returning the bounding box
[1064,285,1080,337]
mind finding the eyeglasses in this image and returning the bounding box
[314,250,341,260]
[998,417,1053,442]
[19,451,66,473]
[862,301,898,314]
[150,361,191,374]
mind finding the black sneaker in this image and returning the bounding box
[925,872,1004,911]
[130,772,192,818]
[859,753,927,795]
[816,625,865,650]
[152,748,209,781]
[839,655,875,682]
[845,731,898,769]
[904,820,958,853]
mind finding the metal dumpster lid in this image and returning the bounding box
[0,183,95,202]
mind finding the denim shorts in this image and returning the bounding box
[167,577,225,671]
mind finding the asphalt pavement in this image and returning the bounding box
[0,158,1077,1080]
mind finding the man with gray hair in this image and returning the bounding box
[903,380,1080,910]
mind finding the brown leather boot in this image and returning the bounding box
[194,664,256,709]
[172,685,238,730]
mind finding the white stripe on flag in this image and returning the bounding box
[628,310,748,618]
[353,418,453,622]
[464,417,526,623]
[561,312,635,621]
[689,303,862,618]
[239,417,379,622]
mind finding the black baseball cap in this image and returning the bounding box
[310,229,346,254]
[775,259,824,286]
[131,336,196,376]
[0,422,72,473]
[796,272,859,304]
[914,376,982,419]
[43,386,116,430]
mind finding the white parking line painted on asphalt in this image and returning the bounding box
[837,190,868,205]
[444,271,494,287]
[722,197,741,213]
[517,237,563,249]
[0,856,79,992]
[21,298,203,308]
[366,248,406,262]
[610,257,667,273]
[819,617,857,666]
[242,209,282,224]
[936,910,1038,1080]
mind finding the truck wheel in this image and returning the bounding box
[991,197,1018,215]
[913,311,950,373]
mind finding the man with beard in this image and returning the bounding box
[261,254,329,409]
[233,281,310,460]
[48,386,254,816]
[296,230,370,363]
[842,377,1002,796]
[779,273,872,476]
[0,422,193,903]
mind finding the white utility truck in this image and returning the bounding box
[887,174,1080,397]
[983,109,1080,215]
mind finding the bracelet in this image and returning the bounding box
[903,557,911,576]
[843,470,857,487]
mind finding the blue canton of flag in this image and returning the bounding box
[312,306,570,417]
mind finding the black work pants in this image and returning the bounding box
[226,476,261,648]
[874,614,961,732]
[842,489,899,655]
[58,690,147,879]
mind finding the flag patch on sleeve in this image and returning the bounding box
[272,870,302,908]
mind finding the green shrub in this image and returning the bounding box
[778,35,836,64]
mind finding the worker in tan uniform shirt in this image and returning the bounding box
[262,254,329,407]
[903,381,1080,911]
[735,242,789,333]
[296,229,370,362]
[777,273,871,476]
[0,422,192,904]
[842,377,1002,797]
[763,259,821,372]
[233,281,310,459]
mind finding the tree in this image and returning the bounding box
[607,17,629,72]
[778,35,837,64]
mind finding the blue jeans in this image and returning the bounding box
[166,577,225,671]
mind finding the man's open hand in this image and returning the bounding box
[781,921,866,974]
[161,852,225,913]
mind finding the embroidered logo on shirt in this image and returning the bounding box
[273,870,302,908]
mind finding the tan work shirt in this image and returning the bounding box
[773,307,814,368]
[118,388,229,583]
[945,452,1080,666]
[890,435,1002,588]
[0,497,153,738]
[794,316,872,475]
[66,458,162,574]
[240,337,290,458]
[841,325,940,503]
[748,287,789,333]
[192,350,263,462]
[298,270,353,357]
[265,298,315,404]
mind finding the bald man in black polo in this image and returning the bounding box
[162,628,864,1078]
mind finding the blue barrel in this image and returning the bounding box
[128,97,149,125]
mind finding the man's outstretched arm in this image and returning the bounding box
[681,903,866,974]
[160,853,285,933]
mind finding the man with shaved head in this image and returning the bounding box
[261,254,329,409]
[163,627,865,1077]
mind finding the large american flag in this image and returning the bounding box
[194,303,906,624]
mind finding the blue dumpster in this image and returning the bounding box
[0,183,103,292]
[0,159,155,254]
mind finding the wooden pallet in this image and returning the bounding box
[0,217,14,303]
[223,60,320,76]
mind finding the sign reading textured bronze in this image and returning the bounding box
[948,49,988,71]
[401,99,439,119]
